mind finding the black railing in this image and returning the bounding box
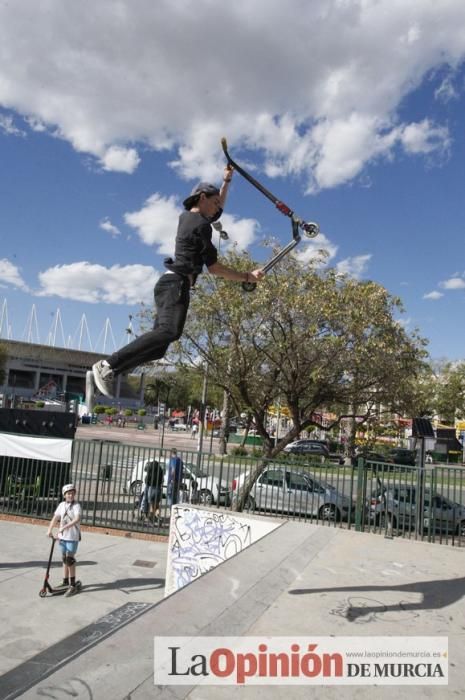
[0,440,464,546]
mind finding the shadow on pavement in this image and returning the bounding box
[0,560,98,569]
[82,576,165,593]
[289,575,465,621]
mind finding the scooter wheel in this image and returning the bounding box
[39,589,47,598]
[302,222,320,238]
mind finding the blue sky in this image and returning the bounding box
[1,1,465,360]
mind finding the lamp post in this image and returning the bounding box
[197,363,208,471]
[212,221,229,253]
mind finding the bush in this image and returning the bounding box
[35,401,45,408]
[137,409,146,416]
[94,405,106,414]
[124,409,133,417]
[230,446,248,456]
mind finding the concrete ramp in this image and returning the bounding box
[7,522,465,700]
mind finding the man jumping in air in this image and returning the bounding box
[91,167,264,399]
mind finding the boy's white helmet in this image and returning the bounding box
[62,483,76,496]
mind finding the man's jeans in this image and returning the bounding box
[106,273,190,375]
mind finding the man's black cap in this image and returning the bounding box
[183,182,220,210]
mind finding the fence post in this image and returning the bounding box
[354,457,365,532]
[92,440,104,526]
[416,437,426,538]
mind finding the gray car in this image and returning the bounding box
[232,465,352,521]
[370,484,465,536]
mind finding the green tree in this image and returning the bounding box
[434,362,465,424]
[176,249,429,508]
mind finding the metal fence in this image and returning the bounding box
[1,439,464,547]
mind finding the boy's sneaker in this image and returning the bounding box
[65,584,77,597]
[92,360,115,398]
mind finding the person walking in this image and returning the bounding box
[167,448,184,509]
[140,460,164,524]
[90,168,264,399]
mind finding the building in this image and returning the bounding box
[0,339,143,407]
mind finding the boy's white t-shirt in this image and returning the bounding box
[54,501,82,542]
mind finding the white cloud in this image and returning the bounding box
[399,119,450,156]
[297,233,338,267]
[435,75,458,103]
[37,262,159,305]
[124,193,180,255]
[0,113,25,137]
[0,258,29,291]
[336,254,372,279]
[0,2,464,188]
[99,217,121,237]
[216,213,260,252]
[440,277,465,290]
[124,192,260,256]
[423,290,444,300]
[100,145,141,173]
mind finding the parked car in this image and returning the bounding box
[386,447,416,466]
[352,449,413,472]
[369,484,465,536]
[125,459,230,505]
[231,465,352,521]
[171,422,188,431]
[328,452,345,466]
[351,450,388,466]
[283,440,330,460]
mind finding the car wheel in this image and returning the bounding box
[318,504,341,522]
[198,489,214,506]
[130,480,143,497]
[245,495,256,511]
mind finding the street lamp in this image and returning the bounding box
[212,221,229,253]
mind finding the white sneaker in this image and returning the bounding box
[92,360,115,398]
[64,584,77,597]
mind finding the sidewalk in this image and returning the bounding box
[0,520,168,685]
[1,518,465,699]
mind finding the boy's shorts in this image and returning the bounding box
[59,540,79,556]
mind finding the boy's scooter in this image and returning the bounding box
[39,536,82,597]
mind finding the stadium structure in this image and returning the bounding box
[0,339,144,409]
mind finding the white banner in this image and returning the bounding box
[154,636,448,686]
[0,433,72,463]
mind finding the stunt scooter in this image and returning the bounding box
[39,535,82,598]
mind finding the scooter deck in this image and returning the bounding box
[39,580,82,597]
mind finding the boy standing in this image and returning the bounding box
[47,484,82,597]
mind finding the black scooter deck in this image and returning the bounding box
[39,580,82,598]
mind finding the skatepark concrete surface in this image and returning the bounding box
[0,518,464,699]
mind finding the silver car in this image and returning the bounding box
[125,459,230,506]
[232,465,352,521]
[370,484,465,536]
